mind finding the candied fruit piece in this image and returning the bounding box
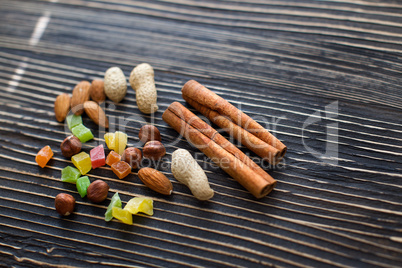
[124,197,153,216]
[105,192,122,222]
[104,132,115,150]
[112,207,132,225]
[66,114,82,130]
[111,161,131,179]
[114,131,127,155]
[72,124,94,143]
[76,176,91,198]
[106,151,121,166]
[90,144,105,169]
[35,145,53,168]
[72,152,92,175]
[61,166,81,183]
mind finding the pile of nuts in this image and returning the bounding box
[55,80,109,127]
[49,63,213,224]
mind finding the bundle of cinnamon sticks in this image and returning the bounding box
[162,80,286,198]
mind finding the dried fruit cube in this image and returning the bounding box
[35,145,53,168]
[115,131,127,155]
[106,151,121,166]
[111,161,131,179]
[105,192,122,222]
[61,166,81,183]
[66,114,82,130]
[72,124,94,143]
[124,197,153,216]
[90,144,105,169]
[104,132,115,150]
[76,176,91,198]
[72,152,92,175]
[112,207,132,225]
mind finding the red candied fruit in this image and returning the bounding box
[90,144,106,169]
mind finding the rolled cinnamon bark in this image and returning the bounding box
[182,80,287,164]
[163,102,276,198]
[167,102,276,183]
[185,97,280,164]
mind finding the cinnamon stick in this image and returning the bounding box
[167,101,275,183]
[182,80,287,164]
[185,97,280,164]
[163,102,276,198]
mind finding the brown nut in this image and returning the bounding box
[89,79,106,103]
[139,125,161,143]
[55,193,75,216]
[54,93,71,122]
[138,167,172,195]
[143,141,166,161]
[122,147,142,169]
[71,81,91,115]
[83,101,109,128]
[87,180,109,203]
[60,135,82,157]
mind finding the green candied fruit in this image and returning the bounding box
[76,176,91,198]
[71,124,94,143]
[66,114,82,130]
[61,166,81,184]
[105,192,122,222]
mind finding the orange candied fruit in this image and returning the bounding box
[35,145,54,168]
[111,161,131,179]
[106,151,121,166]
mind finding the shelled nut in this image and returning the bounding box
[87,180,109,203]
[71,81,91,115]
[89,79,106,103]
[143,141,165,160]
[60,135,82,157]
[54,93,71,122]
[139,125,161,143]
[138,167,172,195]
[55,193,75,216]
[122,147,142,169]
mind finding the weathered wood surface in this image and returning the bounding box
[0,0,401,267]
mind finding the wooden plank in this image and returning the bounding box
[0,0,401,267]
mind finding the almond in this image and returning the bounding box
[83,101,109,128]
[71,81,91,115]
[54,93,71,122]
[138,167,172,195]
[90,79,106,103]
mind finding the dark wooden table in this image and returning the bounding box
[1,1,401,267]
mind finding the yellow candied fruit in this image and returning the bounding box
[115,131,127,155]
[124,197,153,216]
[112,207,132,225]
[104,133,115,150]
[71,152,91,175]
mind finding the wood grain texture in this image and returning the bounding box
[0,0,401,267]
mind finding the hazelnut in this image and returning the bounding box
[87,180,109,203]
[60,135,82,157]
[143,141,166,161]
[122,147,142,169]
[55,193,75,216]
[139,125,161,143]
